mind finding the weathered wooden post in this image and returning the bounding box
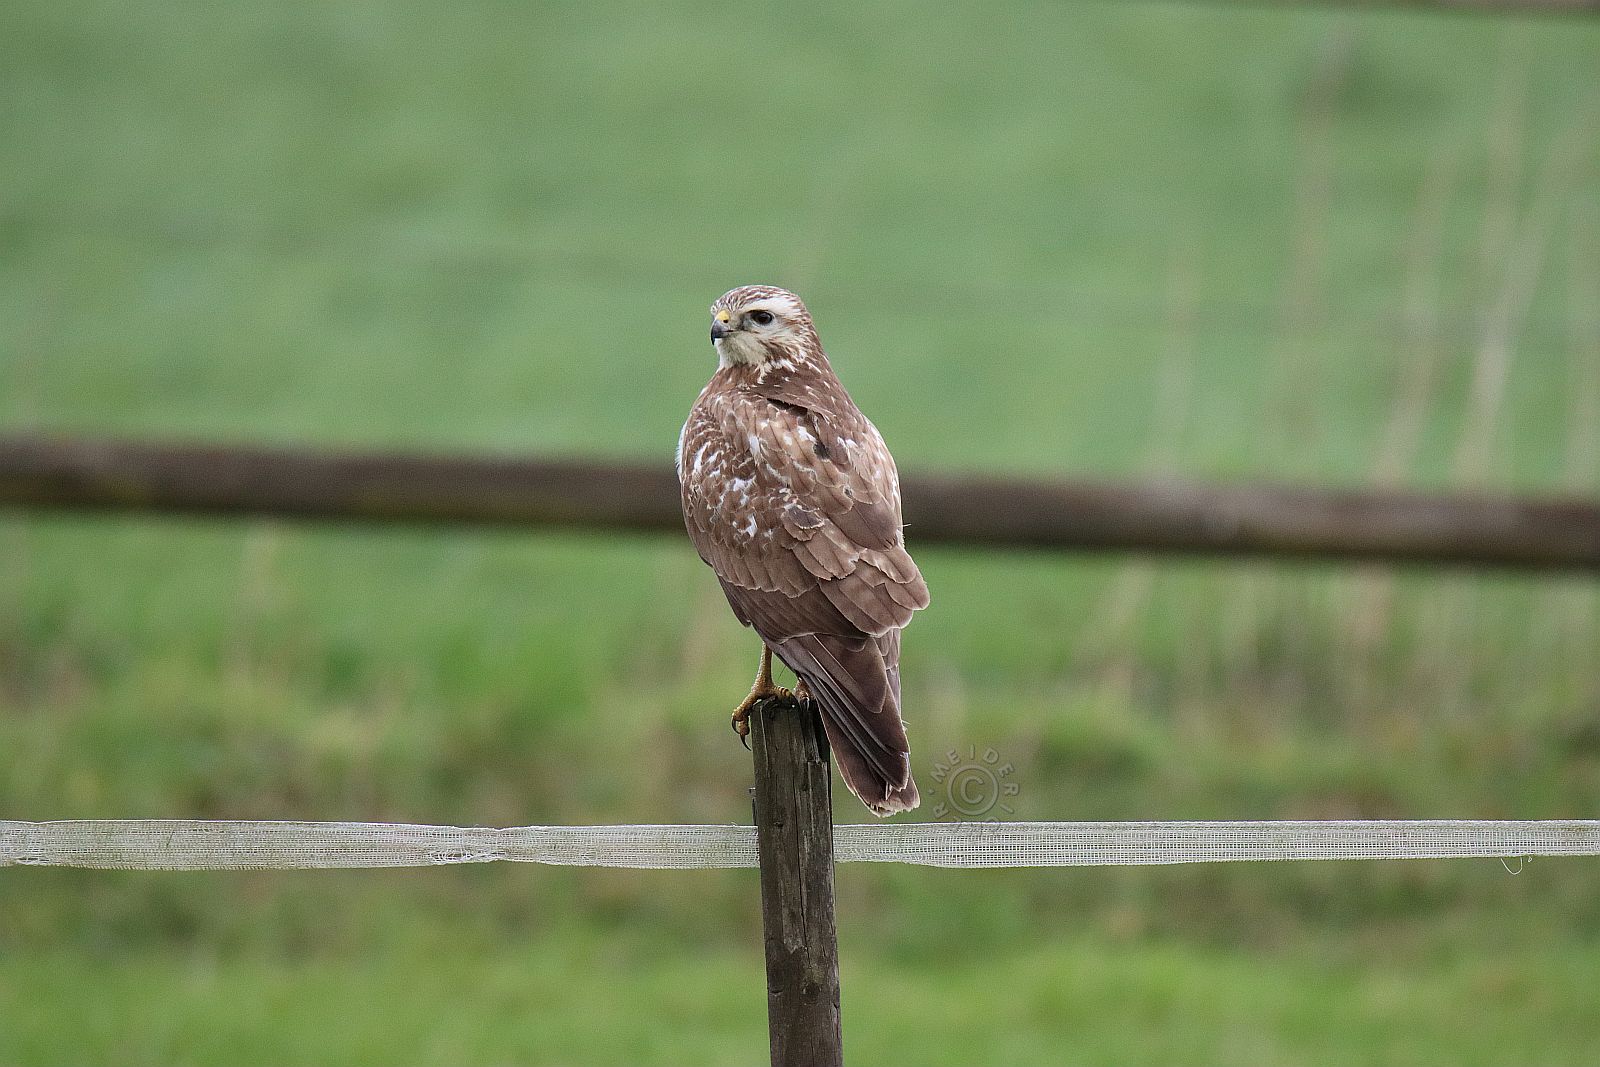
[749,697,843,1067]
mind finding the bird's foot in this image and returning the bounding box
[730,681,794,749]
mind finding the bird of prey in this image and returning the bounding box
[677,285,928,815]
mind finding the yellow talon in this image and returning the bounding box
[730,646,793,749]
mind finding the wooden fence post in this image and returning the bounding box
[749,697,843,1067]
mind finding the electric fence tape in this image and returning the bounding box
[3,819,1597,870]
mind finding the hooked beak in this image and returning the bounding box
[710,309,733,342]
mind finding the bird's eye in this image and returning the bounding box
[748,310,775,327]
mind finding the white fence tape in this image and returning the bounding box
[3,819,1597,870]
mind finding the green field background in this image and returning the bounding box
[4,2,1600,1064]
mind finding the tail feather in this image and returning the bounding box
[774,631,919,817]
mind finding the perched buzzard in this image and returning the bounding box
[677,285,928,815]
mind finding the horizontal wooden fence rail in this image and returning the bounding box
[2,435,1598,571]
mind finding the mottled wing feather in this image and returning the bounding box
[749,375,907,551]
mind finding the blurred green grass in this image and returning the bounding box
[7,926,1600,1066]
[3,1,1600,1064]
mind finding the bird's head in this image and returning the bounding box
[709,285,818,368]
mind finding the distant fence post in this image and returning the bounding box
[749,697,843,1067]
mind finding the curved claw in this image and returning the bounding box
[730,686,794,750]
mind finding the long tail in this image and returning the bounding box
[773,630,919,816]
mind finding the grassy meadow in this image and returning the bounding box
[4,1,1600,1063]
